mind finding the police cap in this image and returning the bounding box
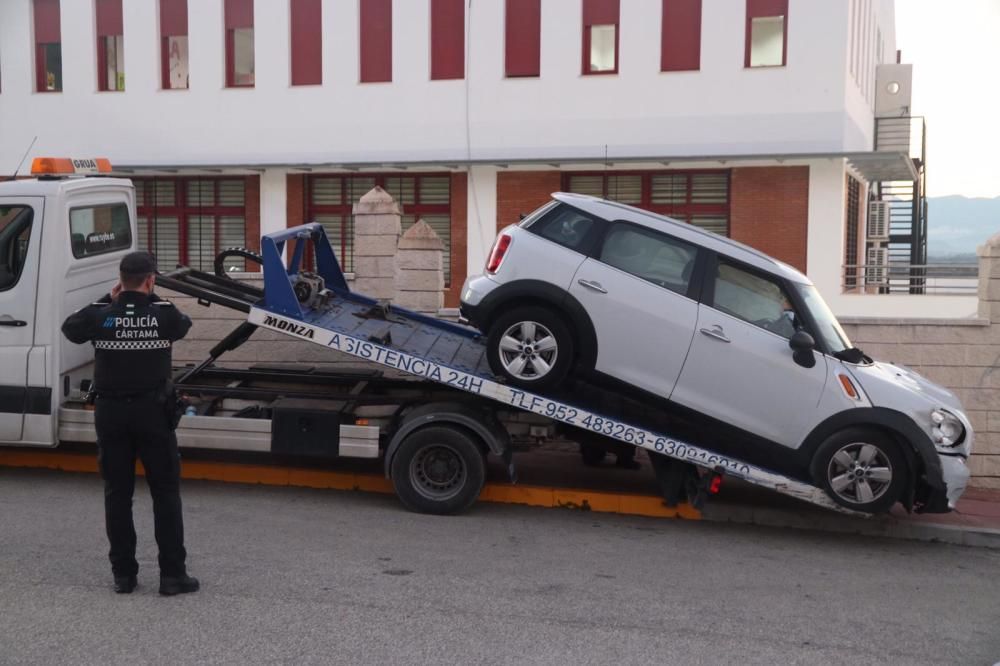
[119,251,157,276]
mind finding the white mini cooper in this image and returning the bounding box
[461,193,972,514]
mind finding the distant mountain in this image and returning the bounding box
[927,195,1000,260]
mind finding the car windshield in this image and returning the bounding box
[793,283,853,355]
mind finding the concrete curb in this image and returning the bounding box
[701,502,1000,549]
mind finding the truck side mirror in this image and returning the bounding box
[789,330,816,368]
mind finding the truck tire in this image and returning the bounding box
[810,427,908,514]
[390,426,487,515]
[486,306,574,390]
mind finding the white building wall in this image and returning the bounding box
[1,0,887,172]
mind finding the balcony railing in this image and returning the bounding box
[874,116,927,166]
[842,263,978,295]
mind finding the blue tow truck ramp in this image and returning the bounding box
[242,223,852,514]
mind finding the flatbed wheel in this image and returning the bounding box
[390,426,487,515]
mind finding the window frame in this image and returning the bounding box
[225,0,255,88]
[561,170,731,236]
[430,0,465,81]
[134,177,249,271]
[744,0,788,68]
[661,0,701,73]
[504,0,541,78]
[360,0,392,83]
[68,202,133,259]
[160,0,189,90]
[0,207,35,292]
[96,0,124,92]
[582,0,619,76]
[33,0,62,93]
[290,0,322,86]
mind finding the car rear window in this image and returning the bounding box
[69,203,132,258]
[525,203,598,252]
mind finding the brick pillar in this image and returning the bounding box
[977,233,1000,321]
[352,186,401,300]
[396,219,445,313]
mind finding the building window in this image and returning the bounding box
[844,176,861,291]
[564,171,730,236]
[431,0,464,80]
[134,178,249,272]
[661,0,701,72]
[160,0,188,90]
[290,0,322,85]
[306,174,452,284]
[225,0,254,87]
[96,0,124,91]
[505,0,540,78]
[33,0,62,92]
[360,0,391,83]
[746,0,787,68]
[582,0,619,75]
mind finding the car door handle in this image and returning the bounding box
[699,325,730,343]
[577,279,608,294]
[0,316,27,327]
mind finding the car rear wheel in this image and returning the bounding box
[811,428,908,514]
[486,306,574,390]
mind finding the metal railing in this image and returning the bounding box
[842,263,978,295]
[875,116,927,166]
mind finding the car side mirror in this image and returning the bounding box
[789,330,816,368]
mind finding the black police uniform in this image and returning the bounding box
[61,256,194,592]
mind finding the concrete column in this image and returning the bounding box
[396,220,445,313]
[466,165,498,277]
[259,168,288,241]
[352,187,401,300]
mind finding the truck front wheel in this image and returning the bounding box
[390,426,487,515]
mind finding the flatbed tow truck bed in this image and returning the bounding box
[151,223,852,515]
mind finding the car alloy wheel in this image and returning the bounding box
[497,320,559,381]
[826,442,894,505]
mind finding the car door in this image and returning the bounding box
[0,199,43,442]
[671,256,828,449]
[568,221,700,399]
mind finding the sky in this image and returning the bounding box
[895,0,1000,199]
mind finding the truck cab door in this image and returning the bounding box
[0,198,44,442]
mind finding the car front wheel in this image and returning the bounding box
[486,306,574,391]
[811,428,908,514]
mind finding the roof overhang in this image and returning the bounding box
[112,151,919,182]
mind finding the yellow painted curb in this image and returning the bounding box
[0,449,700,520]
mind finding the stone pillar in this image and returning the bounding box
[977,232,1000,321]
[352,186,401,300]
[396,219,445,314]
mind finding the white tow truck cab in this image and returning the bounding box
[0,158,133,446]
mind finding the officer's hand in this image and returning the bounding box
[110,282,123,302]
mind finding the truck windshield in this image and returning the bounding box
[794,283,853,355]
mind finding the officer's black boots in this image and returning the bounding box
[159,574,200,596]
[114,574,138,594]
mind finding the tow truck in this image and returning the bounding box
[0,159,857,515]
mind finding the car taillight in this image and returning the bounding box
[486,234,512,274]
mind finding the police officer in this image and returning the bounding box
[62,251,199,596]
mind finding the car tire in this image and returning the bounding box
[390,426,486,515]
[486,306,575,390]
[810,428,908,514]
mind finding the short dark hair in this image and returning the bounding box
[119,251,157,289]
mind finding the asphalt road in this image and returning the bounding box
[1,468,998,666]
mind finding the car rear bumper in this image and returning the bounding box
[459,275,498,329]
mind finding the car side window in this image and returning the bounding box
[0,206,34,292]
[712,260,800,339]
[526,204,597,252]
[598,223,697,295]
[69,203,132,259]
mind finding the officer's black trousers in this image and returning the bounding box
[94,394,187,578]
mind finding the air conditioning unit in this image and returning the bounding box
[867,201,890,240]
[866,246,888,287]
